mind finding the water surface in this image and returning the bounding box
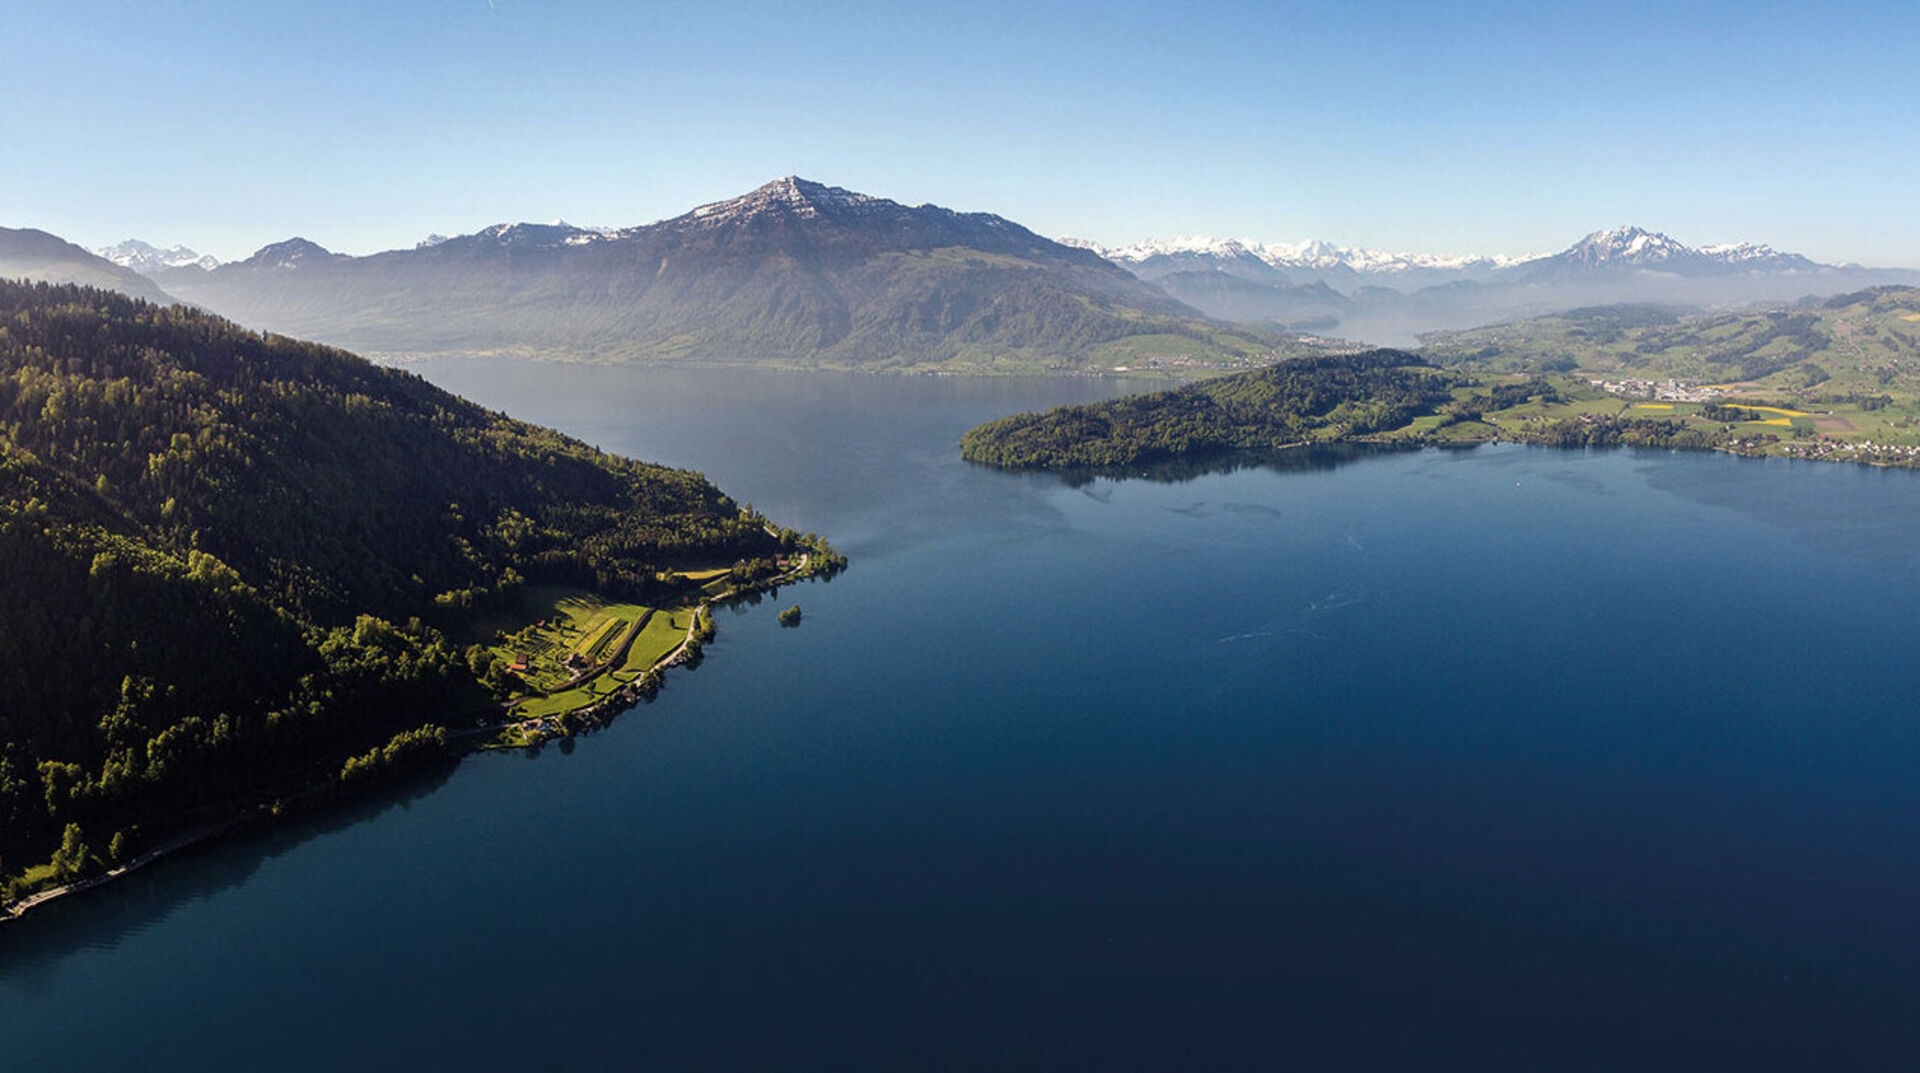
[5,364,1920,1069]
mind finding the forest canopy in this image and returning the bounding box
[960,350,1453,469]
[0,281,781,883]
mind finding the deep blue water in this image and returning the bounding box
[7,365,1920,1069]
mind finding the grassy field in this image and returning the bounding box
[1420,288,1920,441]
[620,609,692,674]
[485,588,694,716]
[480,586,726,735]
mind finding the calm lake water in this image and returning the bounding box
[7,364,1920,1069]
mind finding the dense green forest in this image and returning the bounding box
[959,350,1452,468]
[958,350,1758,473]
[0,282,782,896]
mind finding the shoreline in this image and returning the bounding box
[967,431,1920,481]
[2,812,259,926]
[1,551,836,929]
[474,552,813,748]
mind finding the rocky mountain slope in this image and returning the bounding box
[160,178,1283,371]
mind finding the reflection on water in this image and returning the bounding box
[981,441,1408,488]
[9,368,1920,1068]
[0,762,459,977]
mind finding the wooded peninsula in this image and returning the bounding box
[0,282,840,916]
[963,291,1920,474]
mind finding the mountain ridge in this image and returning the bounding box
[1080,224,1844,285]
[0,227,177,304]
[1081,224,1916,345]
[96,239,220,275]
[155,177,1289,371]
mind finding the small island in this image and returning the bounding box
[778,605,803,627]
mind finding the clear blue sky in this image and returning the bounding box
[7,0,1916,265]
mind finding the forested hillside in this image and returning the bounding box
[0,282,779,892]
[960,351,1451,468]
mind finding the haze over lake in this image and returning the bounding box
[6,364,1920,1068]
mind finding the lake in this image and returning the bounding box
[6,363,1920,1069]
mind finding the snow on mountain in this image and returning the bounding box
[1697,241,1819,270]
[676,176,894,228]
[1531,226,1824,274]
[1700,242,1771,261]
[1556,226,1694,267]
[1078,225,1828,281]
[1073,234,1526,276]
[97,239,220,275]
[412,221,617,250]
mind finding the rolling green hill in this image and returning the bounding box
[1421,287,1920,397]
[963,289,1920,477]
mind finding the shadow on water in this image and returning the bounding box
[997,442,1418,488]
[0,761,461,973]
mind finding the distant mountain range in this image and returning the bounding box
[96,239,221,275]
[12,187,1920,366]
[147,178,1281,371]
[1064,235,1525,289]
[1075,226,1917,344]
[0,227,176,305]
[1075,226,1831,287]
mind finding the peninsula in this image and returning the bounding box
[962,287,1920,473]
[0,281,839,918]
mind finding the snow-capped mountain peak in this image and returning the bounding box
[1560,225,1693,266]
[1542,227,1820,273]
[1696,240,1815,268]
[1073,234,1524,276]
[96,239,220,276]
[680,176,891,226]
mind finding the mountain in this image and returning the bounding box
[228,236,347,270]
[96,239,221,275]
[1085,226,1915,347]
[1515,226,1822,280]
[0,280,788,899]
[0,227,177,304]
[1070,237,1293,285]
[1080,235,1521,291]
[1148,271,1353,329]
[161,177,1284,371]
[1421,285,1920,394]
